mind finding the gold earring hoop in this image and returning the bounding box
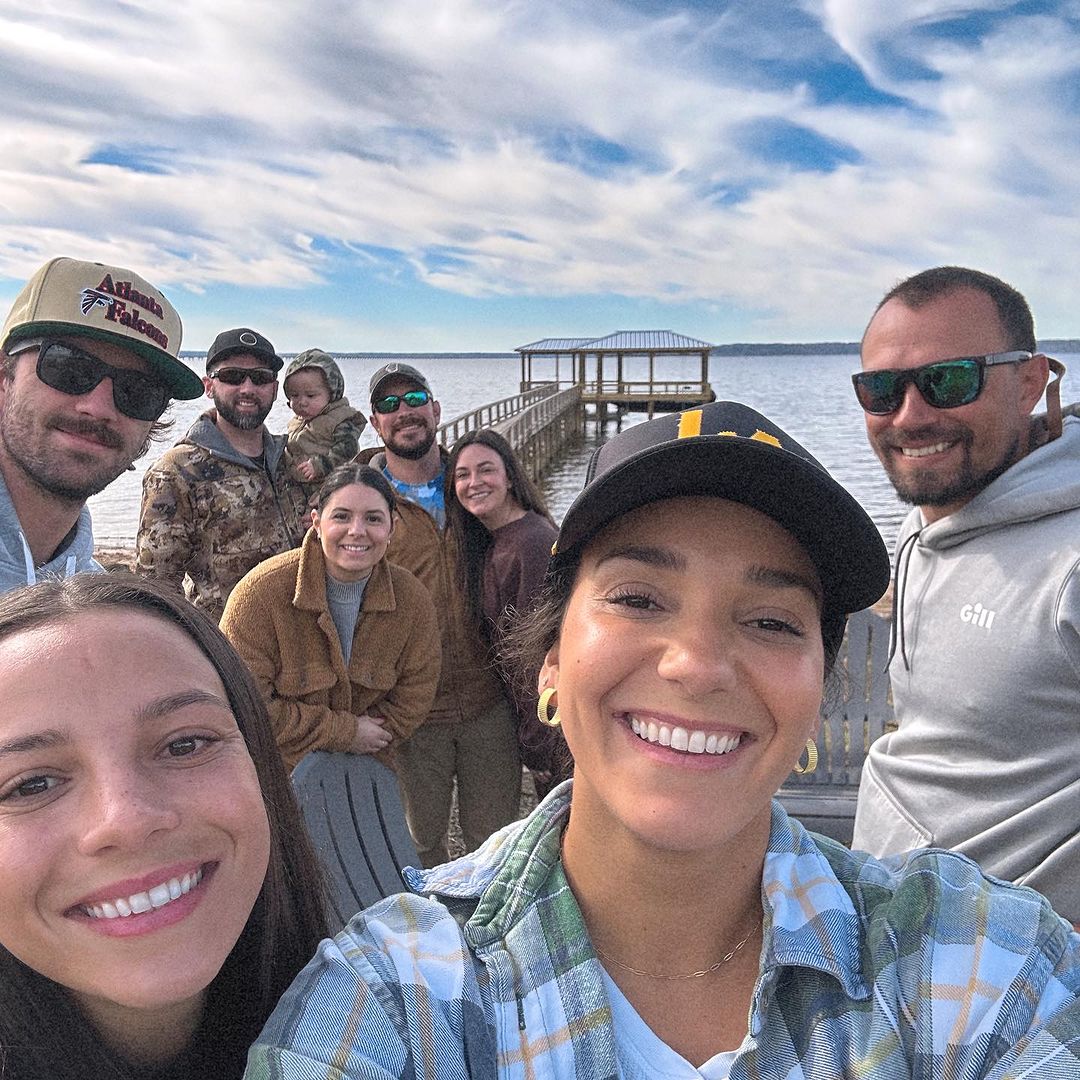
[792,738,818,775]
[537,687,561,728]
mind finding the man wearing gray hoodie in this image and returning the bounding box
[0,257,201,592]
[851,266,1080,924]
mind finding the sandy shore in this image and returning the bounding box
[95,545,136,571]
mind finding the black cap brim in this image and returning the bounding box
[555,431,889,617]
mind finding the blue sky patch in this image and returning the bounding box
[739,119,861,173]
[778,58,911,109]
[920,1,1062,45]
[81,145,171,174]
[540,129,664,178]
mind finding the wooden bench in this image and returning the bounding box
[777,607,893,845]
[292,751,420,932]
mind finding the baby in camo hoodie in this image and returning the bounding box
[282,348,367,506]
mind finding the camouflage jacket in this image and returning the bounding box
[135,411,305,621]
[284,396,367,505]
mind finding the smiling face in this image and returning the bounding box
[312,481,394,582]
[0,337,155,503]
[0,608,271,1044]
[861,287,1048,522]
[369,377,441,461]
[453,442,520,529]
[285,368,331,421]
[542,496,824,857]
[204,352,278,432]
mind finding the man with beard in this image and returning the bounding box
[357,363,520,866]
[851,266,1080,925]
[136,327,305,620]
[0,256,201,591]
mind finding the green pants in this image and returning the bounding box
[396,698,522,867]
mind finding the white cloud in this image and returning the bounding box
[1,0,1080,343]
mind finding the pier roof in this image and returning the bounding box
[515,337,595,352]
[586,330,715,352]
[515,330,715,354]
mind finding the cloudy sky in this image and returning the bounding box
[1,1,1078,351]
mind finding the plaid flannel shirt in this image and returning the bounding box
[247,786,1080,1079]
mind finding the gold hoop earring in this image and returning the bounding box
[792,738,818,775]
[537,687,561,728]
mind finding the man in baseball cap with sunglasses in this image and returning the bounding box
[0,256,202,592]
[135,325,307,620]
[851,265,1080,926]
[355,362,521,866]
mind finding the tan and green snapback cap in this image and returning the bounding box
[1,257,202,399]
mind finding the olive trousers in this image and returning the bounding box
[396,697,522,868]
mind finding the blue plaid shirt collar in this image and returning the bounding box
[405,783,870,1001]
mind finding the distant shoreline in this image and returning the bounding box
[179,340,1080,360]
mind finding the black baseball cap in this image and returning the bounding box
[369,361,433,403]
[552,401,889,650]
[205,327,282,372]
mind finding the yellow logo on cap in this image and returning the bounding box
[715,427,782,448]
[677,410,703,439]
[751,429,782,447]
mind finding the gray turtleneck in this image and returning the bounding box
[324,574,368,664]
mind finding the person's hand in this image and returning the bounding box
[297,458,317,482]
[351,714,392,754]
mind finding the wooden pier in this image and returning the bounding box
[436,384,584,484]
[516,330,715,421]
[436,329,715,483]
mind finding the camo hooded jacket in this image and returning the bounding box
[282,349,367,494]
[285,398,366,479]
[135,410,305,621]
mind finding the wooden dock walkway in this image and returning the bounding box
[436,384,584,483]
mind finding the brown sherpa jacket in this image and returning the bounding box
[220,528,440,771]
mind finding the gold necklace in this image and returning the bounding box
[592,922,758,981]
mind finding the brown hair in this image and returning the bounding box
[0,574,327,1079]
[871,266,1037,353]
[315,462,397,516]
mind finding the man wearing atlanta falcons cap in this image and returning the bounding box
[0,256,201,592]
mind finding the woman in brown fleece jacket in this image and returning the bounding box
[221,465,440,772]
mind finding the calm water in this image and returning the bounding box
[88,352,1080,552]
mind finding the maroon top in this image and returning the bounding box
[481,511,557,631]
[481,511,562,772]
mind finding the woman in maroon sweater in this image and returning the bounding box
[446,430,567,794]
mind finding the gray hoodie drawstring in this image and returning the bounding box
[886,527,922,673]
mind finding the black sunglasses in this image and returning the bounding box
[209,366,277,387]
[373,389,431,414]
[851,351,1032,415]
[21,339,170,422]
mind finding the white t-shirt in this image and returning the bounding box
[600,968,743,1080]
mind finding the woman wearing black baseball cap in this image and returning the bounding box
[252,402,1080,1078]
